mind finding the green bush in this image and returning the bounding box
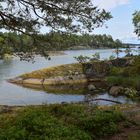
[74,55,90,63]
[110,67,125,76]
[108,56,140,90]
[0,104,125,140]
[123,56,140,76]
[107,76,140,90]
[124,88,138,98]
[91,52,100,60]
[0,107,91,140]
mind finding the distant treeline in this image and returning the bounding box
[0,32,128,58]
[123,43,140,47]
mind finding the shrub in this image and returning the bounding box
[74,55,90,63]
[124,88,138,98]
[106,76,140,91]
[108,56,140,90]
[110,67,125,76]
[91,52,100,60]
[0,104,126,140]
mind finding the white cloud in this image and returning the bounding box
[121,33,140,43]
[93,0,130,10]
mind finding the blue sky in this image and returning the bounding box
[93,0,140,43]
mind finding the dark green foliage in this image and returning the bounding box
[109,67,125,76]
[124,56,140,76]
[0,0,111,34]
[110,56,140,76]
[74,55,90,63]
[107,76,140,90]
[133,11,140,37]
[0,104,125,140]
[107,56,140,90]
[0,0,112,59]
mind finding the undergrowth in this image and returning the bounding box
[0,104,126,140]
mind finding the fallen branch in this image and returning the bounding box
[85,98,122,104]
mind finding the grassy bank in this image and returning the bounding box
[0,104,131,140]
[107,56,140,91]
[19,60,110,80]
[20,63,83,79]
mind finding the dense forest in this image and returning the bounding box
[0,32,128,59]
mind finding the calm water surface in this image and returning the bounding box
[0,49,138,106]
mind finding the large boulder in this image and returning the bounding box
[109,86,124,96]
[83,61,110,78]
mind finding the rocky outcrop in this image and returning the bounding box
[43,75,88,85]
[9,60,111,87]
[9,58,135,89]
[83,61,110,78]
[8,77,23,84]
[110,57,134,67]
[9,74,88,86]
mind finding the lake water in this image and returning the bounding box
[0,48,138,106]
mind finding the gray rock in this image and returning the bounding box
[110,57,134,67]
[126,59,135,66]
[109,86,124,96]
[68,70,73,75]
[61,102,67,105]
[88,84,96,91]
[93,89,100,92]
[68,76,73,80]
[75,72,79,75]
[8,77,23,84]
[57,76,64,81]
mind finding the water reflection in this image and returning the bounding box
[0,59,14,82]
[16,83,135,106]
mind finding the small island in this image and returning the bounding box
[9,55,140,98]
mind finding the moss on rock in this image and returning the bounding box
[20,63,83,79]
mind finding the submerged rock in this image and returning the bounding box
[8,77,23,84]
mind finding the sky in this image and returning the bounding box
[92,0,140,44]
[1,0,139,44]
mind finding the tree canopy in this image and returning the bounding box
[0,0,111,34]
[0,0,112,60]
[133,11,140,37]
